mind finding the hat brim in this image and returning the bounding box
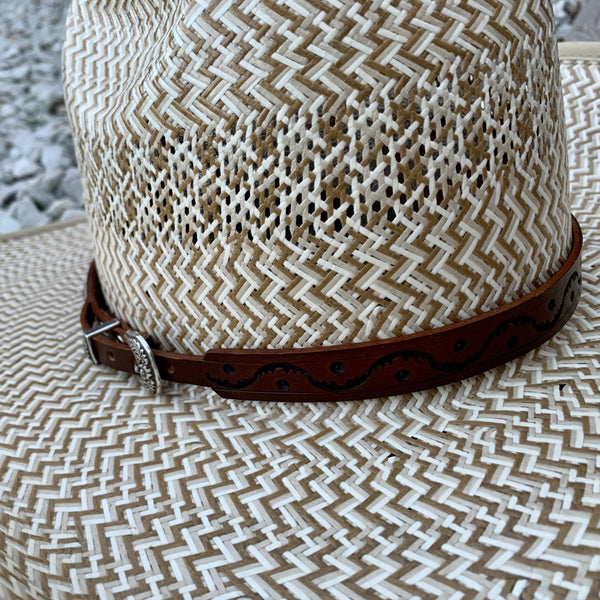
[1,46,599,599]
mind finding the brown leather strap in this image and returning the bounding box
[81,216,583,401]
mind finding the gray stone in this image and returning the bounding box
[27,186,58,210]
[58,167,83,201]
[0,65,29,81]
[40,144,69,173]
[554,0,583,39]
[0,104,17,118]
[8,147,25,160]
[8,195,50,228]
[0,183,20,206]
[61,208,86,220]
[10,128,40,157]
[30,81,64,108]
[31,122,57,142]
[22,99,48,125]
[31,63,56,78]
[0,210,20,234]
[46,197,75,220]
[11,157,40,180]
[52,125,77,148]
[33,169,64,194]
[0,40,19,62]
[567,0,600,41]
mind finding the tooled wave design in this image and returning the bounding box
[207,271,581,393]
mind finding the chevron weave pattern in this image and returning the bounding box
[0,55,599,600]
[62,0,572,354]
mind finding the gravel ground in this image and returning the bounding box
[0,0,78,233]
[0,0,587,233]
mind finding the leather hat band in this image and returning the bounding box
[81,216,583,401]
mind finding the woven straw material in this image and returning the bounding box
[63,0,572,354]
[0,54,598,600]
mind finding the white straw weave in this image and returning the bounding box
[63,0,572,353]
[0,52,598,600]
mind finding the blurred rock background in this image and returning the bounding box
[0,0,592,233]
[0,0,78,233]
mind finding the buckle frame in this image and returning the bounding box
[124,330,163,395]
[82,318,120,365]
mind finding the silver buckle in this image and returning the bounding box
[124,330,163,395]
[82,319,120,365]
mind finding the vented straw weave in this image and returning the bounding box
[0,51,599,600]
[63,0,572,354]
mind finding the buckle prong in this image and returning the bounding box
[82,318,120,365]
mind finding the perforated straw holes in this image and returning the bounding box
[67,0,572,352]
[103,52,536,255]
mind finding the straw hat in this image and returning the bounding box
[0,0,599,596]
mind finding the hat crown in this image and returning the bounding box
[64,0,571,352]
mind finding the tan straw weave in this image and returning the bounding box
[63,0,572,354]
[0,46,599,600]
